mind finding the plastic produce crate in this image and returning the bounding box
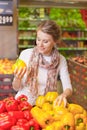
[67,58,87,110]
[0,74,16,100]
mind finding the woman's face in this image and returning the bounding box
[36,30,56,56]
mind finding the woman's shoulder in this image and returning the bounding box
[20,48,33,56]
[59,53,66,62]
[19,48,33,65]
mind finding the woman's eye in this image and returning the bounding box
[37,38,40,41]
[44,40,48,43]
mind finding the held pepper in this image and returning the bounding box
[30,106,53,128]
[12,58,26,71]
[62,112,75,130]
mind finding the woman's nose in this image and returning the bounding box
[39,41,43,46]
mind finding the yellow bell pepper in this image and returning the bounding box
[62,112,75,130]
[12,58,26,71]
[30,106,53,128]
[75,114,87,126]
[86,123,87,130]
[42,121,63,130]
[42,102,53,111]
[46,110,55,117]
[35,95,46,108]
[52,121,63,130]
[75,122,86,130]
[45,91,58,104]
[68,103,84,115]
[43,124,54,130]
[53,106,69,121]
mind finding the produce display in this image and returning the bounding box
[0,92,87,130]
[72,56,87,66]
[19,7,86,29]
[49,8,86,29]
[0,58,26,74]
[0,58,15,74]
[0,95,40,130]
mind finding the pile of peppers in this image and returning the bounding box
[0,95,40,130]
[0,91,87,130]
[31,91,87,130]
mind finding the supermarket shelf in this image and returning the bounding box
[18,36,36,40]
[63,38,87,41]
[58,47,87,51]
[18,45,87,51]
[19,0,87,9]
[18,27,36,31]
[18,36,87,41]
[62,28,87,31]
[18,44,35,48]
[18,27,87,32]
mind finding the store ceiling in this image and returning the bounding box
[19,0,87,9]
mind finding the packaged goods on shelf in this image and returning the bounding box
[67,56,87,109]
[0,58,16,100]
[0,74,16,100]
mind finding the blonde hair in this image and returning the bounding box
[37,20,61,42]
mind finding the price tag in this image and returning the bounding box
[0,0,13,26]
[0,14,13,25]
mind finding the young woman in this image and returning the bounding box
[12,20,72,107]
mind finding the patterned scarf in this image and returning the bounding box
[25,47,60,96]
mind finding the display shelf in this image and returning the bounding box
[18,44,87,51]
[18,36,36,40]
[19,36,87,41]
[18,7,87,57]
[18,27,36,31]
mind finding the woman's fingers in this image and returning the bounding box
[53,94,68,107]
[14,67,27,79]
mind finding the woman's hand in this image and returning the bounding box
[14,66,27,80]
[54,88,72,107]
[53,93,68,107]
[12,67,27,91]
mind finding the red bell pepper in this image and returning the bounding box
[11,125,26,130]
[16,94,28,103]
[8,111,24,120]
[16,118,28,126]
[0,112,16,129]
[18,101,32,111]
[0,101,6,113]
[5,99,18,111]
[25,118,40,130]
[3,96,14,103]
[23,110,33,121]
